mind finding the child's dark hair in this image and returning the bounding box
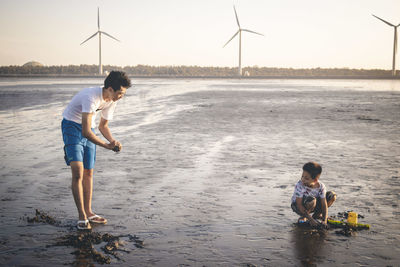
[104,71,131,91]
[303,162,322,180]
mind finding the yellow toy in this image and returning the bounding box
[327,219,370,230]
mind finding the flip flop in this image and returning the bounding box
[77,219,92,230]
[88,214,107,224]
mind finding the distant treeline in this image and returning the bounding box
[0,64,397,78]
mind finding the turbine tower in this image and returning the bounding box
[223,5,263,76]
[372,14,400,76]
[81,7,120,75]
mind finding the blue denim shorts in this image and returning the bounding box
[61,119,96,169]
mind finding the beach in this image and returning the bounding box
[0,77,399,266]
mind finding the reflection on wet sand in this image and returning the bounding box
[292,226,327,266]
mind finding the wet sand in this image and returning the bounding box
[0,78,399,266]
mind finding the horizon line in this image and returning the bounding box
[0,63,396,71]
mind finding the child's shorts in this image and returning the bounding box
[291,191,336,215]
[61,119,96,170]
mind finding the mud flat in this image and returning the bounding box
[0,78,399,266]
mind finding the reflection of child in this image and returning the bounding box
[291,162,337,226]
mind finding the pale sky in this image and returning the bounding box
[0,0,399,69]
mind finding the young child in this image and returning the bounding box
[291,162,337,226]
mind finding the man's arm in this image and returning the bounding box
[98,117,122,151]
[82,113,115,150]
[98,117,114,142]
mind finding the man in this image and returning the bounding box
[61,71,131,230]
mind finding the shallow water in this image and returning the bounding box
[0,77,399,266]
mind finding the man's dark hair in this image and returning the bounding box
[303,162,322,180]
[104,71,131,91]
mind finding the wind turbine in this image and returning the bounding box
[223,5,263,76]
[372,14,400,76]
[81,7,120,75]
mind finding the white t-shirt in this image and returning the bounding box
[62,87,116,126]
[291,180,326,203]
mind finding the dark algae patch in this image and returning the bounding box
[52,232,144,264]
[25,209,144,264]
[329,211,370,237]
[334,211,365,220]
[26,209,61,226]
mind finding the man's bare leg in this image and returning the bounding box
[83,168,107,223]
[83,168,94,216]
[70,161,86,221]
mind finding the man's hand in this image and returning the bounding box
[107,140,122,152]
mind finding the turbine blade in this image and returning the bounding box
[233,5,241,28]
[242,29,264,36]
[98,7,100,30]
[372,14,395,27]
[101,31,120,42]
[80,32,99,45]
[223,31,239,47]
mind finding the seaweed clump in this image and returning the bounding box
[329,211,369,237]
[335,211,365,220]
[53,232,144,264]
[26,209,61,226]
[25,209,144,264]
